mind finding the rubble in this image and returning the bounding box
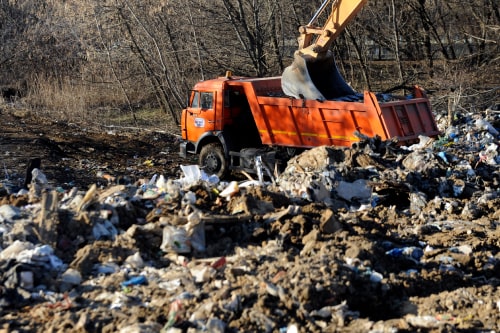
[0,109,499,332]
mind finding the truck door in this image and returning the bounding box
[183,90,216,143]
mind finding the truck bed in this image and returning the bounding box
[238,77,440,148]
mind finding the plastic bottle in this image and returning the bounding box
[437,151,448,164]
[121,275,147,287]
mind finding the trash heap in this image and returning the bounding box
[0,111,499,333]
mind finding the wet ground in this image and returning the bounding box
[0,106,499,333]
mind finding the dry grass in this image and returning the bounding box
[21,75,176,133]
[26,75,95,122]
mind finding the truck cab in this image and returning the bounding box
[180,72,261,177]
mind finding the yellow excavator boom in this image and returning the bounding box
[298,0,368,57]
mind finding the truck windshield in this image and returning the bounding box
[191,91,213,109]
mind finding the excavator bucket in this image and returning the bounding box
[281,51,356,101]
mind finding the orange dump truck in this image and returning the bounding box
[179,73,440,178]
[180,0,440,178]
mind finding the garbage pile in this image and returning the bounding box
[0,111,499,333]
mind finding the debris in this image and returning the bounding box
[0,109,499,332]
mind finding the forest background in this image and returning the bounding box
[0,0,498,130]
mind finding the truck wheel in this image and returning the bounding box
[199,143,227,178]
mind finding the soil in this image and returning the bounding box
[0,107,499,333]
[0,109,190,189]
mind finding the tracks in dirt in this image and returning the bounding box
[1,111,185,190]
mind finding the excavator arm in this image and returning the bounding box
[298,0,367,57]
[282,0,368,101]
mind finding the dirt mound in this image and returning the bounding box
[0,108,499,333]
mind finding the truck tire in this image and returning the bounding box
[199,143,227,178]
